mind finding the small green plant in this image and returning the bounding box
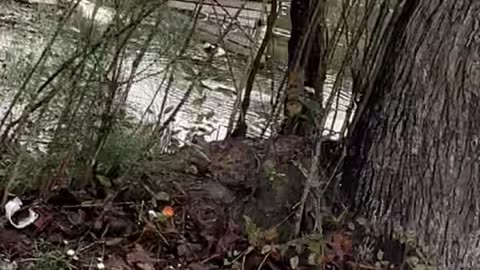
[28,241,72,270]
[31,252,71,270]
[262,159,287,188]
[244,215,263,247]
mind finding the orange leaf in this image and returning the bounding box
[162,206,175,217]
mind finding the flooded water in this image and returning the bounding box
[0,0,352,145]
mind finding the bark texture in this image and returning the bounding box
[288,0,327,88]
[343,1,480,268]
[281,0,327,135]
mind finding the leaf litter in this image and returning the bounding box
[0,136,401,270]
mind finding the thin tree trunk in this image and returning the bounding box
[281,0,327,135]
[343,1,480,268]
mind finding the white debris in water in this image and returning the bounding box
[28,0,58,4]
[28,0,114,26]
[215,46,226,57]
[76,0,114,26]
[26,0,115,26]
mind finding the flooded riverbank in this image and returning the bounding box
[0,0,352,146]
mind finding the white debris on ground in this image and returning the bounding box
[4,197,39,229]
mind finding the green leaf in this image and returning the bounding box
[244,215,261,246]
[156,214,168,223]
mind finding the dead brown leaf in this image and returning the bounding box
[188,262,211,270]
[32,207,54,233]
[215,220,243,254]
[105,255,133,270]
[126,244,155,270]
[0,230,32,256]
[67,209,86,226]
[105,237,124,246]
[0,229,29,243]
[136,263,155,270]
[177,243,203,261]
[263,227,278,242]
[322,230,353,268]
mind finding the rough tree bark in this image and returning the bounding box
[343,1,480,268]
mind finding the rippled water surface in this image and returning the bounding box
[0,0,352,144]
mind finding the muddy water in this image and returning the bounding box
[126,63,276,141]
[0,0,352,145]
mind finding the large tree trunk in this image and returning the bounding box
[343,1,480,268]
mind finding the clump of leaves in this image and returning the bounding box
[261,159,287,189]
[244,214,354,269]
[244,215,279,247]
[393,230,436,270]
[95,128,147,177]
[30,253,70,270]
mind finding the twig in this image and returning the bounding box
[210,0,247,96]
[200,254,221,264]
[0,0,168,144]
[61,202,135,209]
[1,148,24,207]
[0,0,82,132]
[256,253,270,270]
[230,0,277,137]
[133,66,171,132]
[150,0,204,138]
[209,0,258,43]
[260,70,287,137]
[293,134,322,237]
[346,0,405,138]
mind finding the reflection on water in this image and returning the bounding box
[0,0,352,146]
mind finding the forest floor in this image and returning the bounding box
[0,135,378,270]
[0,2,388,270]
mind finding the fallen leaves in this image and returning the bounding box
[322,230,353,269]
[104,255,133,270]
[244,216,278,247]
[126,244,155,270]
[0,136,388,270]
[0,229,33,258]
